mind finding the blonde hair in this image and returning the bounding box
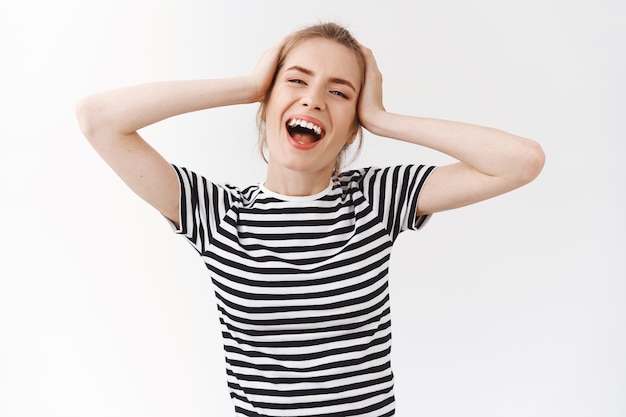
[257,22,365,173]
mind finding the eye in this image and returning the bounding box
[330,90,349,99]
[288,79,306,85]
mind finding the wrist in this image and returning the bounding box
[360,109,390,136]
[238,75,266,104]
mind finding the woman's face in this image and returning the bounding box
[263,38,362,179]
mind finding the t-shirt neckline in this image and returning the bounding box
[259,180,334,202]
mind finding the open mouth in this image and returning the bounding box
[286,118,325,145]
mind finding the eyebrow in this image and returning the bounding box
[285,65,357,92]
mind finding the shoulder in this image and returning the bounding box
[336,166,377,185]
[173,164,260,205]
[337,165,432,187]
[336,165,436,208]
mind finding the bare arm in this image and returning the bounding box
[76,43,282,226]
[357,44,545,215]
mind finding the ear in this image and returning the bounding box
[347,123,360,144]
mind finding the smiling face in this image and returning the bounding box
[262,37,363,193]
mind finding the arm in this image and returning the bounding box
[76,43,282,226]
[357,45,545,215]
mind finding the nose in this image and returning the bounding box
[300,86,325,111]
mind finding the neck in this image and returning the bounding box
[264,163,334,196]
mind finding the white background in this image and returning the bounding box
[1,1,624,416]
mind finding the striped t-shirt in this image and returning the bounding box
[172,164,435,417]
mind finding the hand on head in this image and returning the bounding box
[355,42,387,132]
[251,31,390,144]
[249,38,288,103]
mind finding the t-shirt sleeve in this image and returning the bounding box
[360,164,436,241]
[170,164,236,254]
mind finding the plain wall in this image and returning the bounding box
[1,0,624,416]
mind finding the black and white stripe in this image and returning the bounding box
[173,164,435,417]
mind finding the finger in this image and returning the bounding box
[355,41,374,58]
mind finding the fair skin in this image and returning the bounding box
[76,37,544,227]
[263,38,362,196]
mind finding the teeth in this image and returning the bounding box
[288,119,322,136]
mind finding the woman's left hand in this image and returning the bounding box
[357,43,387,133]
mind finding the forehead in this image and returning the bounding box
[281,38,362,87]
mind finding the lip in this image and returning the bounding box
[285,114,327,151]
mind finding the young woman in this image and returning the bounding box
[77,22,544,417]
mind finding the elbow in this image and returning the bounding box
[75,96,99,141]
[515,139,546,186]
[76,94,114,143]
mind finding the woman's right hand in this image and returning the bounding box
[248,38,287,103]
